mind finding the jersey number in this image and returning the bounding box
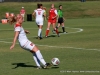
[30,43,34,46]
[38,12,41,15]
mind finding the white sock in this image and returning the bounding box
[38,29,42,37]
[35,50,46,66]
[33,53,41,67]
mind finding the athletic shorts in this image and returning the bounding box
[36,19,43,25]
[48,19,56,24]
[58,17,64,24]
[21,14,25,18]
[19,40,35,51]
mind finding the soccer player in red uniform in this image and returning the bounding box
[20,7,25,21]
[45,4,59,37]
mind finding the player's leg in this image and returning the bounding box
[61,18,67,33]
[21,14,25,22]
[45,22,51,37]
[61,23,66,33]
[23,41,51,68]
[31,45,51,68]
[38,25,43,39]
[33,53,41,69]
[57,23,61,28]
[52,23,59,37]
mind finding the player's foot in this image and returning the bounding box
[52,30,56,34]
[63,31,67,34]
[38,36,43,40]
[57,33,60,37]
[43,63,52,69]
[36,66,42,69]
[45,36,48,38]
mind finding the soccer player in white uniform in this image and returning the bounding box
[8,14,50,69]
[32,4,46,40]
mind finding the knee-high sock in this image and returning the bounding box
[35,50,46,66]
[54,28,59,34]
[62,26,65,32]
[38,29,42,37]
[33,53,41,67]
[46,29,49,36]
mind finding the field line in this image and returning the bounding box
[0,27,83,40]
[0,40,100,51]
[0,27,99,51]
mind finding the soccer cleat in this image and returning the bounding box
[57,33,60,37]
[36,66,42,69]
[43,63,52,69]
[63,32,67,34]
[45,36,48,38]
[52,30,56,34]
[38,36,43,40]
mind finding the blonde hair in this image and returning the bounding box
[8,16,16,25]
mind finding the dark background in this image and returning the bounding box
[1,0,100,2]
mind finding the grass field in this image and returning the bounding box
[0,17,100,75]
[0,1,100,75]
[0,1,100,19]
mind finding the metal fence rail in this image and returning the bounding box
[3,0,100,2]
[1,0,100,2]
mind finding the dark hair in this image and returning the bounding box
[37,3,43,8]
[40,4,43,7]
[59,5,62,8]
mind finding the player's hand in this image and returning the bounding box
[25,30,30,34]
[63,18,66,21]
[52,17,55,19]
[10,44,15,50]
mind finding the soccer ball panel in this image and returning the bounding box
[51,58,60,66]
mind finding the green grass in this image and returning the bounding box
[0,1,100,75]
[0,17,100,75]
[1,1,100,19]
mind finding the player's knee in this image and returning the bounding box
[32,46,39,53]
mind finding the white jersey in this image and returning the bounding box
[14,24,28,46]
[34,8,45,21]
[14,23,35,50]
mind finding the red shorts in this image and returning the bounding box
[48,19,56,24]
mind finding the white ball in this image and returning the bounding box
[51,58,60,66]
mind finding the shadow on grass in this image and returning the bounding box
[51,66,59,69]
[12,62,59,69]
[12,62,37,69]
[33,35,56,39]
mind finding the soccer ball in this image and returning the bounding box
[51,58,60,66]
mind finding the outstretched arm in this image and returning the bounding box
[10,31,19,50]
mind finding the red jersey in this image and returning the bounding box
[20,9,25,14]
[48,8,57,20]
[48,8,57,23]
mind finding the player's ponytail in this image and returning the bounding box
[8,16,16,25]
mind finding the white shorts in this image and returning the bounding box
[21,14,25,17]
[36,19,43,25]
[19,40,35,51]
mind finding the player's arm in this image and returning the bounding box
[32,11,36,18]
[10,31,19,50]
[25,30,30,34]
[52,10,58,19]
[43,10,46,17]
[57,10,60,18]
